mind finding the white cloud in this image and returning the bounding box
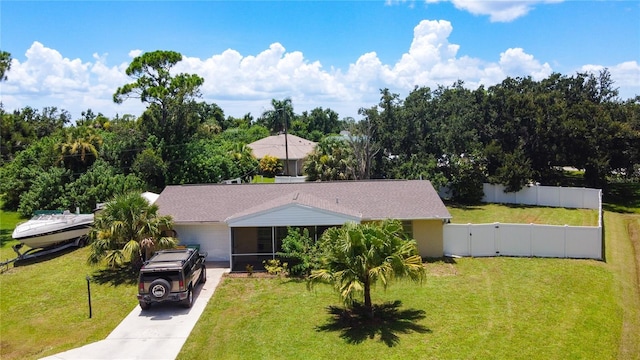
[426,0,563,22]
[580,61,640,99]
[128,49,143,58]
[2,21,638,121]
[499,47,553,79]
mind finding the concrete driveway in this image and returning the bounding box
[42,265,229,360]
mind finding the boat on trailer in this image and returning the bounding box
[12,210,94,249]
[1,210,94,269]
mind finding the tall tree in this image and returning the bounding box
[55,126,103,173]
[0,51,11,81]
[309,220,425,318]
[113,50,204,161]
[258,98,294,134]
[347,109,379,180]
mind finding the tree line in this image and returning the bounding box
[1,50,638,216]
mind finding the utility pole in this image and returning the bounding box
[283,110,289,176]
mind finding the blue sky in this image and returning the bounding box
[1,1,639,120]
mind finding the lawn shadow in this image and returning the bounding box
[423,256,458,265]
[444,201,484,210]
[91,263,139,286]
[13,245,79,267]
[316,300,431,347]
[0,229,15,247]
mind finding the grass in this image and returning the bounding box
[252,175,275,183]
[179,256,627,359]
[447,203,599,226]
[0,210,138,360]
[605,181,640,214]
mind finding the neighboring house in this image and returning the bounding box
[248,134,317,176]
[156,180,451,271]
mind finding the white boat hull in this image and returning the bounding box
[12,213,94,249]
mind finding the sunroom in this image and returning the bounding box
[225,192,362,272]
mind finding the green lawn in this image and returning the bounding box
[447,203,599,226]
[0,211,138,360]
[179,257,622,360]
[252,175,275,183]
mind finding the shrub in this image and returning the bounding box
[278,227,321,277]
[259,155,283,177]
[263,259,288,276]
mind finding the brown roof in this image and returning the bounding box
[247,134,317,160]
[156,180,451,223]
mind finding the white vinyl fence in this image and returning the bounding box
[482,183,601,209]
[443,184,603,260]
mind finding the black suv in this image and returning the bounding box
[137,248,207,310]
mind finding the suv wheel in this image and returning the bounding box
[200,265,207,284]
[139,301,151,310]
[182,287,193,308]
[149,279,171,300]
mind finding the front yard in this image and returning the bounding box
[180,257,623,359]
[0,204,638,359]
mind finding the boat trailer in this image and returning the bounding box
[0,237,86,271]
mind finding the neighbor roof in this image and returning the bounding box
[156,180,451,224]
[247,134,317,160]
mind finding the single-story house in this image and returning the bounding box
[247,134,317,176]
[156,180,451,271]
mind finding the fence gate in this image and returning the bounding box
[469,224,499,256]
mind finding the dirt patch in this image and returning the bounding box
[425,263,458,276]
[224,272,281,279]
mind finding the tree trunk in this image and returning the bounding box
[364,276,373,318]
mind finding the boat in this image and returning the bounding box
[11,210,94,249]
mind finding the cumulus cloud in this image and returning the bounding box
[128,49,143,58]
[2,20,638,120]
[425,0,563,22]
[580,61,640,90]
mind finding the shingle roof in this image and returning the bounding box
[225,191,363,222]
[156,180,451,223]
[247,134,317,160]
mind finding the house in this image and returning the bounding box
[156,180,451,271]
[247,134,317,176]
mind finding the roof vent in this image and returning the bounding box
[293,192,299,200]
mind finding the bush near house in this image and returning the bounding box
[258,155,282,177]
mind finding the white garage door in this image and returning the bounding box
[174,223,230,261]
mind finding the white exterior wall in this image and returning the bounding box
[174,223,231,262]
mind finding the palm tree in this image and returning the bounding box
[303,137,355,181]
[309,219,425,317]
[88,192,177,269]
[259,98,294,135]
[56,126,103,172]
